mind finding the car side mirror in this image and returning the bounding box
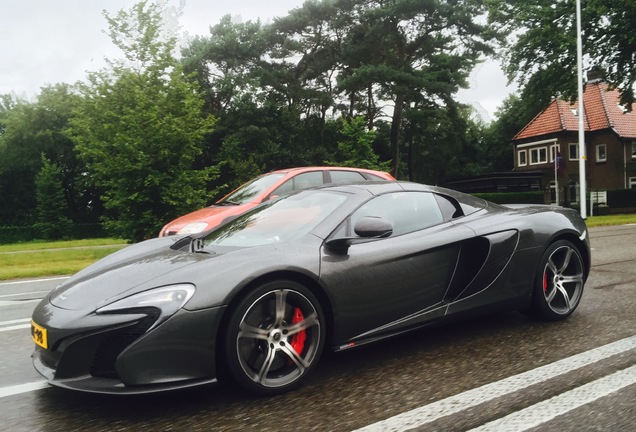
[325,216,393,251]
[353,216,393,238]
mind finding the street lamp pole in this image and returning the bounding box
[576,0,587,218]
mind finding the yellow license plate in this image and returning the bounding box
[31,320,48,349]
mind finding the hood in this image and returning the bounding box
[49,237,210,311]
[160,203,256,235]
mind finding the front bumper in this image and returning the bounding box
[31,304,226,394]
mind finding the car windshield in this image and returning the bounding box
[219,173,286,205]
[204,191,347,248]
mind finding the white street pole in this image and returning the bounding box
[554,150,559,205]
[576,0,587,218]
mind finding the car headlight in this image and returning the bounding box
[177,222,209,235]
[96,284,195,326]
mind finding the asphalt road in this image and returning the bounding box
[1,224,635,432]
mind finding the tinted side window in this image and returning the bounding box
[270,179,294,198]
[350,192,444,236]
[292,171,324,190]
[270,171,324,199]
[434,194,464,220]
[329,170,366,183]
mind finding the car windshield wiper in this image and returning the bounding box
[218,200,241,206]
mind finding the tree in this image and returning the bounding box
[336,0,494,178]
[488,0,636,107]
[0,85,84,226]
[68,1,218,241]
[327,116,391,171]
[34,156,73,240]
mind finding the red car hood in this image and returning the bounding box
[160,203,257,236]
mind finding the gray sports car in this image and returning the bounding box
[31,181,590,395]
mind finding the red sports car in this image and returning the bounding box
[159,166,394,236]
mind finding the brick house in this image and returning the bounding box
[512,80,636,205]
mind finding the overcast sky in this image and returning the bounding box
[1,0,514,120]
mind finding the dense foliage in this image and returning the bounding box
[1,0,634,242]
[487,0,636,108]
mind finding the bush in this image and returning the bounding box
[0,223,106,244]
[607,189,636,208]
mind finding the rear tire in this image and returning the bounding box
[224,280,325,395]
[531,240,585,321]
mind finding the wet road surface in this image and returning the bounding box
[1,224,635,431]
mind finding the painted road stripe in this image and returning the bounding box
[1,318,31,325]
[469,364,636,431]
[0,324,31,332]
[354,335,636,431]
[0,276,68,287]
[0,381,49,399]
[0,290,50,298]
[0,299,40,307]
[0,318,32,332]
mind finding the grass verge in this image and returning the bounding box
[1,213,635,281]
[585,213,636,227]
[0,239,127,281]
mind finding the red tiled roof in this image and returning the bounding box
[513,81,636,140]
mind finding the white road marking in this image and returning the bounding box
[1,319,31,332]
[1,318,31,325]
[354,335,636,431]
[0,324,31,332]
[0,299,40,307]
[0,276,68,287]
[0,381,49,399]
[469,364,636,432]
[0,290,50,298]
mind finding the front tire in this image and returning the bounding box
[532,240,585,321]
[224,280,325,395]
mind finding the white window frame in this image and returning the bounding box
[596,144,607,162]
[629,177,636,189]
[530,147,548,165]
[518,149,527,167]
[550,144,561,162]
[569,143,579,161]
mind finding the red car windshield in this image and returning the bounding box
[219,173,285,205]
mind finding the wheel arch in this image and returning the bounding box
[214,270,335,374]
[549,231,591,281]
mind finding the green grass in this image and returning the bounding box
[0,214,634,281]
[0,239,127,281]
[0,238,126,253]
[585,213,636,227]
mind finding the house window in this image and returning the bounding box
[550,144,561,162]
[569,143,579,160]
[632,142,636,160]
[596,144,607,162]
[518,150,527,167]
[629,177,636,189]
[530,147,547,165]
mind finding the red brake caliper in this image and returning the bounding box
[543,271,548,292]
[290,307,306,355]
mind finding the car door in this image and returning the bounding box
[319,191,476,347]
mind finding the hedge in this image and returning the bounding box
[471,191,545,205]
[607,189,636,208]
[0,223,106,244]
